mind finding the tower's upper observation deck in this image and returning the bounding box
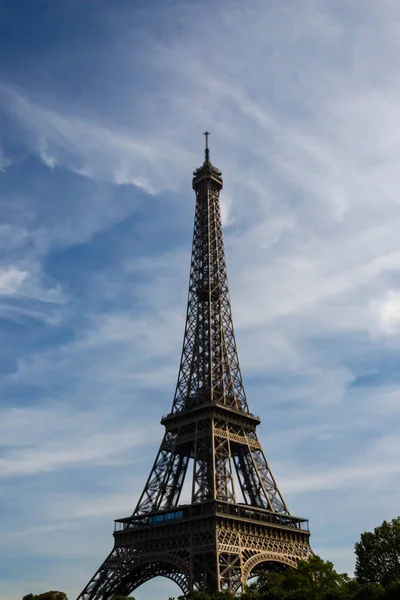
[193,131,223,189]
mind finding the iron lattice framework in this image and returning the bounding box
[77,135,312,600]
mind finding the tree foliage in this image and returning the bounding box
[23,593,68,600]
[241,555,351,600]
[355,516,400,587]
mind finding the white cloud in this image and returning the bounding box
[0,266,27,294]
[0,263,65,324]
[37,135,57,169]
[0,146,11,171]
[0,402,158,477]
[281,452,400,495]
[372,290,400,334]
[0,81,195,193]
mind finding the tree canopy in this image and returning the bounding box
[242,554,351,599]
[23,593,68,600]
[355,516,400,587]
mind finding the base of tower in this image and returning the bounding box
[76,501,312,599]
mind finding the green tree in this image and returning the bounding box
[384,581,400,599]
[23,593,67,600]
[355,517,400,587]
[352,582,385,600]
[243,556,349,600]
[188,594,234,600]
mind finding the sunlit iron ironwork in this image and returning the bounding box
[77,138,312,599]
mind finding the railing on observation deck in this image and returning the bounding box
[114,501,309,533]
[161,399,260,423]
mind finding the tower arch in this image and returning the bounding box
[243,552,298,587]
[125,556,190,597]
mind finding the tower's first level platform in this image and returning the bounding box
[104,500,312,596]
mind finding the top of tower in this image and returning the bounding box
[192,131,223,189]
[204,131,210,164]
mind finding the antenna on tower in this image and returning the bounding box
[204,131,210,163]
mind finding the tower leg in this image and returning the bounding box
[77,546,191,600]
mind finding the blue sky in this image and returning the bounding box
[1,0,400,598]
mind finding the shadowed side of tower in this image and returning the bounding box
[76,137,312,600]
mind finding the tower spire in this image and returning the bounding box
[204,130,210,163]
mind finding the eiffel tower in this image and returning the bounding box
[77,134,312,599]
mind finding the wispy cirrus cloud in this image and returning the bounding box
[0,82,194,193]
[0,400,158,477]
[372,290,400,335]
[0,146,11,171]
[0,266,27,294]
